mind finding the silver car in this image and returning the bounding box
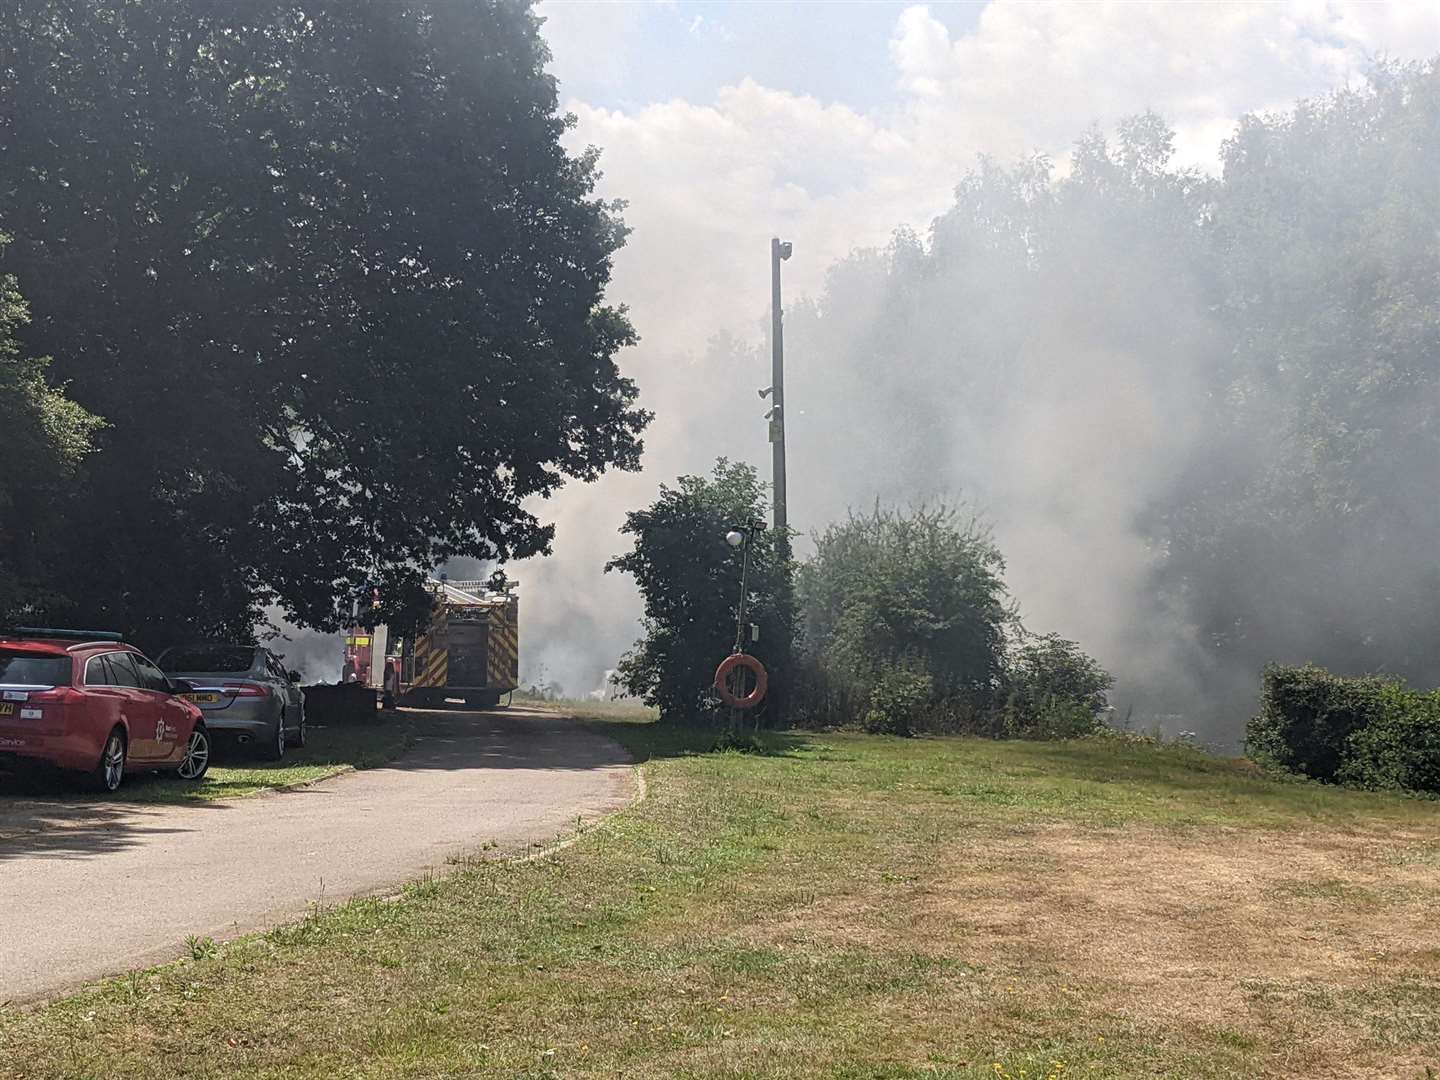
[155,644,306,760]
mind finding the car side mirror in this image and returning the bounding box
[169,677,195,695]
[288,670,301,684]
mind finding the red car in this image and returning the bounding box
[0,628,212,792]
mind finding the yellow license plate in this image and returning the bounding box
[183,692,220,704]
[0,702,14,716]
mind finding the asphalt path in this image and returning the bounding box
[0,706,635,1004]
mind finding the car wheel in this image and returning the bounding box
[90,728,126,793]
[265,710,287,761]
[177,724,211,782]
[287,706,307,749]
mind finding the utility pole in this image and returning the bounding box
[769,237,792,544]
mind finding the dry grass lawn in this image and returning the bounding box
[1,716,1437,1079]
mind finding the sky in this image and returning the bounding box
[280,1,1438,694]
[541,0,1434,356]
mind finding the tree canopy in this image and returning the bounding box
[0,239,104,619]
[799,502,1010,702]
[0,0,648,643]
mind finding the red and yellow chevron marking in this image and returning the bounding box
[412,645,447,689]
[410,609,450,689]
[486,607,519,689]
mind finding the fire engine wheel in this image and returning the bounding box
[714,653,768,710]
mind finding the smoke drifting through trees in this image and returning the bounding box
[525,62,1438,743]
[782,63,1440,741]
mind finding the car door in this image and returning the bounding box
[75,652,127,750]
[130,651,187,762]
[103,651,162,761]
[268,651,303,717]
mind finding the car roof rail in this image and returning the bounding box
[5,626,126,642]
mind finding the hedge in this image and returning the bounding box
[1246,664,1440,795]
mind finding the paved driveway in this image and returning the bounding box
[0,707,635,1004]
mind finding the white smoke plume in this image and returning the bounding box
[505,3,1436,735]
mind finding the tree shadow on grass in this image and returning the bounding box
[570,714,810,764]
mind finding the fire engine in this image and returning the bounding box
[344,577,519,708]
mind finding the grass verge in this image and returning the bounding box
[2,719,1438,1078]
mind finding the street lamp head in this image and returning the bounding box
[725,529,746,548]
[778,240,793,261]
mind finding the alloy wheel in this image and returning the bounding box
[102,733,125,791]
[178,727,210,781]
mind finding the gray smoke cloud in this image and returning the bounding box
[500,2,1438,735]
[505,63,1438,749]
[778,218,1224,734]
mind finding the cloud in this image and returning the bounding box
[884,1,1435,168]
[688,13,737,43]
[572,82,915,355]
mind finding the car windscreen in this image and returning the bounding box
[0,652,71,686]
[157,645,257,673]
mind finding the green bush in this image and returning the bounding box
[999,696,1103,740]
[1246,664,1440,795]
[996,632,1114,739]
[861,661,934,736]
[798,503,1010,709]
[1336,685,1440,794]
[790,504,1113,739]
[1246,665,1399,782]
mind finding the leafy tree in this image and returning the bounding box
[796,503,1012,733]
[0,247,103,620]
[1157,60,1440,687]
[0,0,647,645]
[607,460,789,721]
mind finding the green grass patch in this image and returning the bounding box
[2,720,1438,1078]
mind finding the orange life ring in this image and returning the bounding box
[714,652,768,709]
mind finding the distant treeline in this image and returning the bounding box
[776,60,1440,722]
